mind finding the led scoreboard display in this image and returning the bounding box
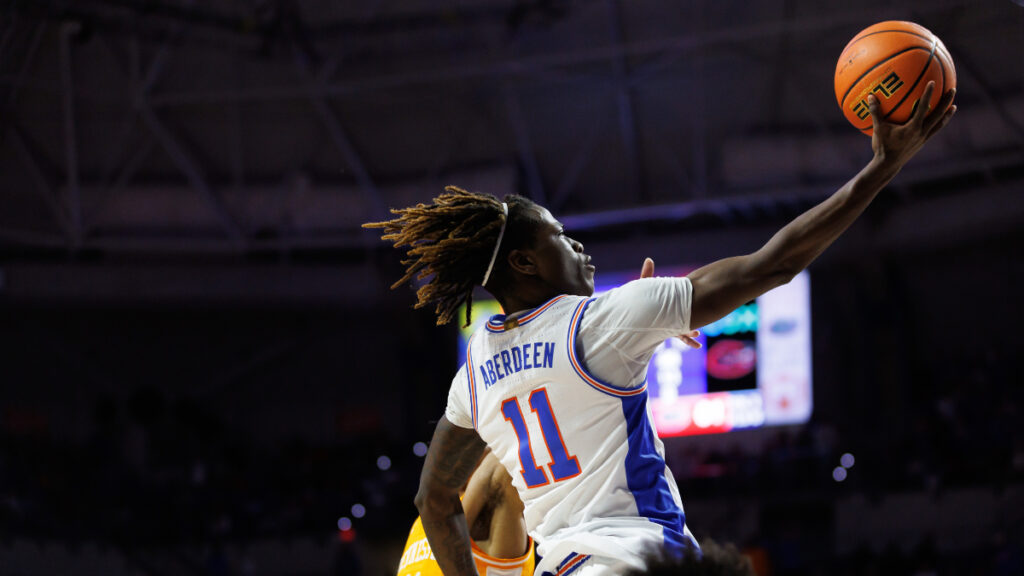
[457,269,812,437]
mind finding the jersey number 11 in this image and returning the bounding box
[501,388,581,488]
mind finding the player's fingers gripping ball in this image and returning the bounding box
[835,20,956,136]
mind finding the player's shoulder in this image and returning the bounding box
[587,277,691,321]
[594,276,691,301]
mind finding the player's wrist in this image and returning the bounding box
[863,154,903,186]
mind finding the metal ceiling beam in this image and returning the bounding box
[293,54,387,218]
[606,0,642,201]
[89,14,247,247]
[8,126,74,240]
[59,21,82,248]
[0,227,67,247]
[560,148,1024,231]
[137,100,247,246]
[88,36,159,214]
[7,146,1014,256]
[502,85,547,204]
[2,179,1018,306]
[149,6,965,107]
[130,37,246,246]
[0,21,45,143]
[229,66,245,191]
[0,9,17,63]
[86,137,155,236]
[550,113,606,211]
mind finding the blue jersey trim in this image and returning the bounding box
[620,392,693,555]
[567,298,646,397]
[486,294,570,333]
[543,552,591,576]
[465,337,479,429]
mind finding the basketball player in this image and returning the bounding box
[366,83,955,576]
[398,272,700,576]
[397,450,536,576]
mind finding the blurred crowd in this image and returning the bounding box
[1,388,422,546]
[1,355,1021,575]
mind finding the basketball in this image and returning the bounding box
[834,21,956,136]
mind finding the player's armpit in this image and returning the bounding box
[415,417,487,576]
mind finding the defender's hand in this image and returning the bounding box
[640,258,702,349]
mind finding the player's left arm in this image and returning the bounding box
[415,416,488,576]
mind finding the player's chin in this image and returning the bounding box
[578,274,595,296]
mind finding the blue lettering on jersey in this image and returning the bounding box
[493,354,504,379]
[501,350,513,377]
[486,360,498,385]
[479,341,556,389]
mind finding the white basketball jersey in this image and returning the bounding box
[447,293,696,574]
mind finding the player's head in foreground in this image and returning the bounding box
[629,539,755,576]
[363,186,595,326]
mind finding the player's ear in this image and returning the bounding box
[507,248,537,276]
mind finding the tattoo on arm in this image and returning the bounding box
[433,429,486,489]
[417,418,488,576]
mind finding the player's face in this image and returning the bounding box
[527,207,595,297]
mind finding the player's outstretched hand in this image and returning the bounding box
[869,81,956,167]
[640,258,702,349]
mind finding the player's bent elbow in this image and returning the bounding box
[768,255,804,287]
[414,481,455,521]
[414,484,439,518]
[770,267,799,289]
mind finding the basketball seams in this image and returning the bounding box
[839,28,934,64]
[838,46,934,113]
[846,29,936,49]
[934,44,955,86]
[879,41,938,124]
[850,49,938,131]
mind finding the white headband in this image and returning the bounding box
[481,202,508,286]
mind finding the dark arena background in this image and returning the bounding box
[1,1,1023,575]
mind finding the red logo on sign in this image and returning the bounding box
[706,340,756,380]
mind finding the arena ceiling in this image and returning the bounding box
[0,0,1022,302]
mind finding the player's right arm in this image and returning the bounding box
[415,416,488,576]
[687,83,956,330]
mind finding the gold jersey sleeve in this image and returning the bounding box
[397,516,535,576]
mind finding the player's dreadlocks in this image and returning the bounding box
[363,186,541,327]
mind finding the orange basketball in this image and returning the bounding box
[834,21,956,136]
